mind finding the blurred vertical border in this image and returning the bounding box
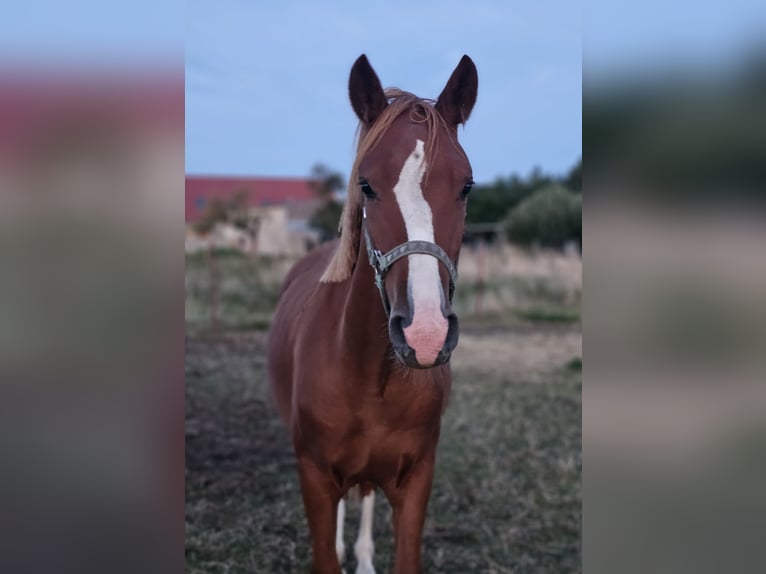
[585,2,766,573]
[0,2,184,573]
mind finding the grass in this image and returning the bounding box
[451,276,580,326]
[185,329,581,573]
[186,253,581,333]
[185,246,582,572]
[514,307,581,324]
[185,254,288,332]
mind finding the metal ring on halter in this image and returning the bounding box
[362,206,458,317]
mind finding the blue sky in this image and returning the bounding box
[4,1,762,182]
[185,0,582,182]
[0,1,184,65]
[584,0,766,86]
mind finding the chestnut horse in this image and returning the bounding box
[268,54,477,574]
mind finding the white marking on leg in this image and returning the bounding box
[355,491,376,574]
[392,139,448,365]
[336,498,346,566]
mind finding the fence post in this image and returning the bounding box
[475,241,486,316]
[207,245,219,331]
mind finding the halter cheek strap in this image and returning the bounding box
[362,206,458,317]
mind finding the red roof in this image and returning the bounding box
[0,72,183,161]
[185,176,318,222]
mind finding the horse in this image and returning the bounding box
[268,54,478,574]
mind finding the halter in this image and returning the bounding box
[362,206,458,317]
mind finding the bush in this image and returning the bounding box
[504,185,581,249]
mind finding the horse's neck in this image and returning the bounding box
[337,238,390,363]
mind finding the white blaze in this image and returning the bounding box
[393,139,448,365]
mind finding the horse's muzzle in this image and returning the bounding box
[389,312,459,369]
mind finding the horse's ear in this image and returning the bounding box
[435,55,478,126]
[349,54,387,125]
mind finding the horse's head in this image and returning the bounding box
[346,54,478,369]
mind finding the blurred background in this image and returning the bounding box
[585,1,766,573]
[12,0,764,572]
[185,1,582,573]
[0,2,184,574]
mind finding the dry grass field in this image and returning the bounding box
[185,247,581,573]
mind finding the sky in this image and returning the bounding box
[2,0,763,182]
[584,0,766,87]
[0,1,184,66]
[185,0,583,182]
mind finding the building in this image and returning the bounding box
[185,176,324,256]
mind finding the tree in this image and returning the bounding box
[309,201,345,242]
[309,164,345,200]
[466,171,545,224]
[504,185,581,249]
[194,190,251,234]
[194,198,228,234]
[227,190,251,230]
[565,158,582,193]
[308,164,346,242]
[466,160,583,225]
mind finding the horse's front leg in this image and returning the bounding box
[386,454,436,574]
[297,456,343,574]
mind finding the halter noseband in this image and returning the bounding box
[362,206,458,317]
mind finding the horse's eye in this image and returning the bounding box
[460,181,474,200]
[359,181,377,199]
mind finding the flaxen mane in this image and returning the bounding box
[320,89,455,283]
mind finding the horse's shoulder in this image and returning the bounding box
[273,240,341,341]
[282,239,339,292]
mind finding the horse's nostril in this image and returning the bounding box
[443,313,459,353]
[388,314,409,348]
[388,314,422,367]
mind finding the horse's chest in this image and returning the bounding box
[293,367,449,481]
[329,390,444,475]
